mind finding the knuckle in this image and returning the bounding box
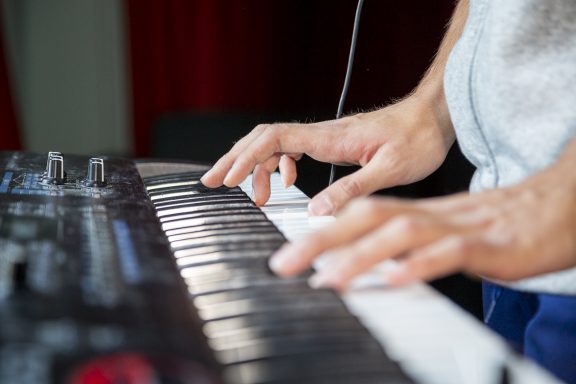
[300,231,329,254]
[354,248,379,268]
[389,215,422,235]
[337,177,363,199]
[447,235,472,255]
[493,270,517,282]
[408,254,435,272]
[253,124,269,135]
[241,151,259,167]
[260,129,278,147]
[446,236,479,270]
[347,198,377,216]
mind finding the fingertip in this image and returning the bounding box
[252,184,271,207]
[382,263,417,286]
[200,171,218,188]
[201,155,234,187]
[269,251,293,276]
[279,156,297,188]
[308,195,334,216]
[222,174,235,188]
[252,194,267,207]
[269,243,309,277]
[252,169,271,207]
[308,273,333,289]
[222,161,246,187]
[200,174,210,186]
[281,172,292,188]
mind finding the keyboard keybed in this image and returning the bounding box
[143,171,415,384]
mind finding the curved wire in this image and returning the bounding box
[329,0,365,186]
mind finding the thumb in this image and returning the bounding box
[308,165,383,216]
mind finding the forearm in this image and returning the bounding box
[411,0,469,142]
[415,0,469,99]
[535,137,576,202]
[551,137,576,181]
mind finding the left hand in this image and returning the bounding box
[269,164,576,290]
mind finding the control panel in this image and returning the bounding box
[0,151,220,384]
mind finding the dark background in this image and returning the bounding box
[0,0,481,318]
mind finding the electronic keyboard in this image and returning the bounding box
[0,152,560,384]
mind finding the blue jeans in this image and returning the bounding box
[483,281,576,384]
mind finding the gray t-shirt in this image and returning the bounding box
[444,0,576,294]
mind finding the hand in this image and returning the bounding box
[201,96,455,213]
[269,161,576,290]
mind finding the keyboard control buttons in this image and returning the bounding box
[84,158,106,187]
[42,152,66,185]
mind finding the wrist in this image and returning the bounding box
[407,87,456,146]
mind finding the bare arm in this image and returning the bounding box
[271,135,576,290]
[202,1,470,213]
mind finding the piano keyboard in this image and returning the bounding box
[143,171,414,384]
[141,168,561,384]
[0,152,559,384]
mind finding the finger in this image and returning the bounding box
[221,124,321,187]
[308,214,455,290]
[201,125,270,187]
[308,162,387,216]
[269,198,423,277]
[252,156,280,206]
[415,193,503,229]
[416,188,512,215]
[382,235,473,286]
[279,155,298,188]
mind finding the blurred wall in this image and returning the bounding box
[1,0,131,156]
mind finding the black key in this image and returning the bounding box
[207,317,368,349]
[202,306,360,338]
[159,208,264,223]
[150,187,242,202]
[170,233,285,250]
[162,213,269,231]
[156,202,255,216]
[177,250,273,269]
[197,291,347,321]
[147,183,239,196]
[145,179,203,192]
[224,354,412,384]
[187,276,313,297]
[178,258,272,275]
[155,196,249,209]
[143,171,205,184]
[193,284,337,307]
[165,220,275,237]
[167,226,279,243]
[214,333,384,364]
[173,240,283,258]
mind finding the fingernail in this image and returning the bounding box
[281,173,289,188]
[382,263,412,286]
[269,247,293,274]
[308,196,334,216]
[223,163,241,186]
[222,174,233,187]
[308,273,335,289]
[200,171,212,184]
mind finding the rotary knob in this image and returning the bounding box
[43,152,65,184]
[44,151,61,176]
[85,157,106,187]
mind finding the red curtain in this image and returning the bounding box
[125,0,453,156]
[0,21,21,151]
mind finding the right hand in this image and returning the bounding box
[201,96,455,214]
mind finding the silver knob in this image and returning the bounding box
[45,153,65,184]
[86,157,106,186]
[44,151,61,176]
